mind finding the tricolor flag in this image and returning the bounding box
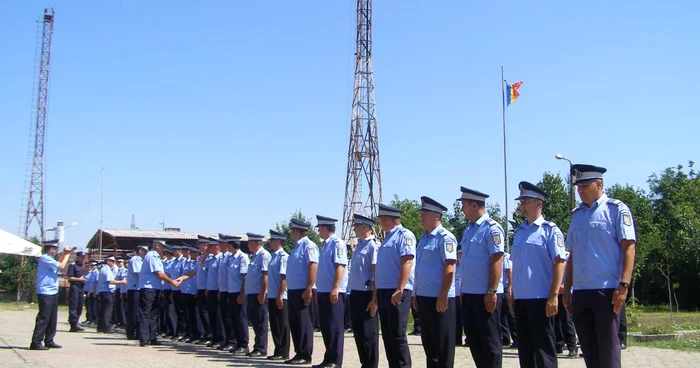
[506,81,523,106]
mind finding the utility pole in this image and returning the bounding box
[342,0,383,243]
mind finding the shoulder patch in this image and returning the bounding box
[544,221,556,227]
[445,241,454,253]
[622,212,632,226]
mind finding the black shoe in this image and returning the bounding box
[221,345,235,351]
[344,328,352,333]
[312,363,328,368]
[184,338,194,343]
[286,358,312,365]
[216,344,228,351]
[29,344,49,351]
[314,328,321,332]
[621,343,627,350]
[568,348,579,358]
[409,330,421,336]
[139,340,149,347]
[267,355,287,360]
[556,346,564,354]
[195,339,209,345]
[206,341,215,347]
[104,329,117,334]
[45,342,62,349]
[231,347,249,355]
[247,350,266,357]
[69,326,85,332]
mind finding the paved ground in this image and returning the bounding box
[2,310,700,367]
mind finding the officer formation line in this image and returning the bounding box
[29,164,635,368]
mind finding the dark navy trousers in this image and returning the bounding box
[417,296,456,368]
[573,288,621,368]
[462,293,502,368]
[377,289,412,368]
[288,289,314,361]
[350,290,379,368]
[318,292,345,365]
[228,292,249,350]
[247,294,269,354]
[514,298,558,368]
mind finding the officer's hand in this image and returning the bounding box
[411,297,418,311]
[237,293,245,305]
[436,293,448,313]
[391,289,403,306]
[558,284,565,295]
[562,290,573,316]
[546,295,558,317]
[276,296,284,310]
[302,288,312,306]
[366,298,377,317]
[612,286,627,314]
[484,293,497,313]
[330,287,339,304]
[257,292,265,305]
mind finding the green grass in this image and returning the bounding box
[631,333,700,352]
[0,301,68,312]
[628,311,700,333]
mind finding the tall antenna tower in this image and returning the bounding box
[21,8,55,241]
[341,0,382,242]
[131,214,136,229]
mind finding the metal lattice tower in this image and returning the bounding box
[21,8,55,241]
[342,0,382,242]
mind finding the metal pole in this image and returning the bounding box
[99,167,103,258]
[570,168,576,210]
[501,66,509,252]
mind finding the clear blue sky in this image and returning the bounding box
[1,1,697,249]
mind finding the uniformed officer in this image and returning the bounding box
[161,246,175,337]
[222,233,250,355]
[203,237,225,348]
[285,218,319,365]
[138,240,181,347]
[195,236,213,345]
[97,257,126,333]
[116,259,129,328]
[501,252,517,348]
[66,251,87,332]
[29,240,72,350]
[242,232,271,357]
[562,164,636,368]
[267,230,291,361]
[554,280,577,357]
[84,261,99,325]
[348,214,380,368]
[176,246,199,343]
[510,181,568,368]
[375,203,415,367]
[217,239,234,351]
[126,245,147,340]
[455,245,464,346]
[413,196,458,368]
[171,245,188,340]
[458,187,505,368]
[312,216,347,368]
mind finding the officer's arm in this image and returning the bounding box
[178,269,197,281]
[333,264,345,291]
[260,271,268,295]
[440,260,456,296]
[550,259,566,299]
[57,251,71,271]
[307,263,318,290]
[505,268,513,293]
[278,275,287,300]
[620,240,635,284]
[488,254,503,291]
[397,256,413,291]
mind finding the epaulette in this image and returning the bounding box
[571,207,581,213]
[544,221,556,227]
[487,219,498,226]
[607,198,623,206]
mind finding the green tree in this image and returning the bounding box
[647,161,700,310]
[390,195,423,239]
[0,236,40,300]
[538,172,572,233]
[274,210,321,253]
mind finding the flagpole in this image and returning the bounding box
[501,66,509,253]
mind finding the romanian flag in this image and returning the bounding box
[506,81,523,106]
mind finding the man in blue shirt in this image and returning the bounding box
[170,245,188,341]
[216,238,234,351]
[126,245,147,340]
[413,196,458,368]
[220,234,250,355]
[285,219,319,365]
[267,230,291,361]
[29,240,72,350]
[376,203,416,368]
[563,164,636,368]
[179,246,200,343]
[138,240,181,347]
[116,259,129,328]
[313,215,347,368]
[65,251,87,332]
[243,232,271,357]
[195,236,212,345]
[458,187,506,368]
[510,181,568,368]
[348,214,379,368]
[203,237,225,348]
[84,261,99,325]
[501,252,517,348]
[160,246,176,338]
[97,257,126,333]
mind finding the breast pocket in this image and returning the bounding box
[588,221,613,244]
[525,235,545,248]
[468,233,484,256]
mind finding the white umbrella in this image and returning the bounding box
[0,229,42,257]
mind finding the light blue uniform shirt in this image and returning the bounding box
[317,235,349,293]
[245,248,271,295]
[287,237,320,290]
[139,250,164,290]
[376,225,417,291]
[84,269,97,294]
[181,259,198,295]
[460,214,506,294]
[196,254,210,290]
[268,249,289,299]
[218,252,231,292]
[117,267,128,294]
[341,262,349,294]
[36,254,60,296]
[415,225,458,298]
[97,265,116,293]
[455,259,461,293]
[127,256,143,291]
[170,256,185,290]
[162,258,173,290]
[205,253,222,291]
[502,253,512,291]
[227,251,249,293]
[348,236,378,292]
[566,194,636,290]
[511,217,568,299]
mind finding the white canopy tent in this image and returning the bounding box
[0,229,42,257]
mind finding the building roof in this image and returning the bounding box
[85,228,269,251]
